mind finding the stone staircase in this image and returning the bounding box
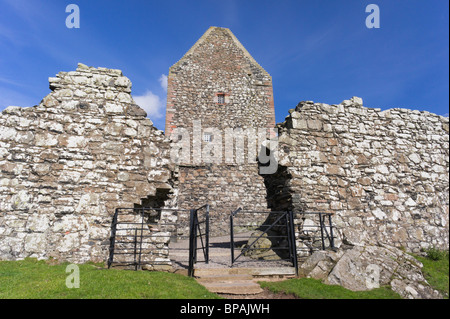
[169,234,297,295]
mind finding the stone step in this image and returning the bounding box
[194,267,296,278]
[193,267,296,295]
[199,281,263,295]
[196,274,253,283]
[195,275,263,295]
[169,252,230,257]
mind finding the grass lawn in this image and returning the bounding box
[261,249,449,299]
[414,249,449,298]
[260,278,401,299]
[1,249,447,299]
[0,258,220,299]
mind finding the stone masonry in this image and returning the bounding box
[0,63,175,263]
[165,27,276,235]
[166,27,275,135]
[0,27,448,299]
[274,97,449,254]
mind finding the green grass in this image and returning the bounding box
[261,249,449,299]
[414,249,449,298]
[260,278,402,299]
[2,250,448,299]
[0,258,221,299]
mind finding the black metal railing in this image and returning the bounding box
[229,209,336,275]
[108,205,333,276]
[296,211,335,253]
[318,212,335,250]
[108,205,209,276]
[188,204,210,277]
[230,209,299,275]
[108,207,185,270]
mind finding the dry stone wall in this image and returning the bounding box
[0,63,175,263]
[275,97,449,253]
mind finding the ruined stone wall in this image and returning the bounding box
[0,63,175,263]
[275,97,449,253]
[166,27,276,234]
[1,55,447,270]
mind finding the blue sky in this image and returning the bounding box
[0,0,448,130]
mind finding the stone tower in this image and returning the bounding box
[165,27,276,234]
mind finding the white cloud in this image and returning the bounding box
[133,90,164,119]
[159,74,168,92]
[131,74,168,130]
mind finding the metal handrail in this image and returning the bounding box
[229,209,335,276]
[188,204,210,277]
[108,204,210,274]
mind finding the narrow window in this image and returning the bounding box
[217,93,225,104]
[203,133,212,142]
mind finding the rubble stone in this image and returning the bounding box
[0,64,175,263]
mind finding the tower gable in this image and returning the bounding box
[165,26,275,135]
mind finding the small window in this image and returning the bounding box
[217,94,225,104]
[203,133,212,142]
